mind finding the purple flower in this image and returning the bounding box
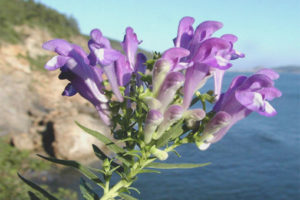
[197,111,232,150]
[174,17,244,101]
[115,27,147,88]
[199,69,281,149]
[152,48,189,95]
[157,72,185,113]
[88,29,123,102]
[182,63,210,109]
[154,105,184,139]
[43,39,111,125]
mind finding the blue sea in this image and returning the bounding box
[130,72,300,200]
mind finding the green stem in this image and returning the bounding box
[100,154,156,200]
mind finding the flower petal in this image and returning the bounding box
[121,27,140,69]
[183,63,210,109]
[135,53,147,86]
[193,38,231,62]
[45,55,70,71]
[115,55,132,86]
[90,29,111,48]
[213,69,225,101]
[256,68,279,80]
[174,16,195,48]
[236,90,278,116]
[193,21,223,42]
[221,34,238,43]
[62,83,77,96]
[93,48,121,66]
[102,64,123,102]
[260,87,282,101]
[162,47,190,71]
[42,39,73,56]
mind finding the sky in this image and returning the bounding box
[37,0,300,69]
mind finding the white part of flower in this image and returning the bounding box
[252,92,264,109]
[264,101,276,115]
[94,48,105,62]
[66,58,77,68]
[205,134,215,143]
[47,56,58,67]
[198,142,211,151]
[66,58,109,103]
[216,55,229,67]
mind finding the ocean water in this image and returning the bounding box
[130,72,300,200]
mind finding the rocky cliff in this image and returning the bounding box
[0,26,114,161]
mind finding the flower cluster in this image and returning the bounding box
[35,16,281,199]
[43,17,281,153]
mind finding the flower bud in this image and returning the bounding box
[184,109,206,120]
[152,59,171,96]
[154,105,184,139]
[183,109,206,129]
[196,111,231,151]
[157,72,185,113]
[150,146,168,160]
[144,110,163,144]
[143,97,162,110]
[203,111,231,135]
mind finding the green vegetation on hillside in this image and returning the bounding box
[0,0,80,44]
[0,137,77,200]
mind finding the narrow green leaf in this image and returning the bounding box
[79,178,99,200]
[28,191,41,200]
[128,187,140,194]
[171,149,181,158]
[18,173,58,200]
[119,193,138,200]
[156,120,184,147]
[92,144,124,171]
[146,162,211,169]
[139,169,161,174]
[75,121,125,154]
[92,144,108,161]
[37,154,103,186]
[76,122,131,166]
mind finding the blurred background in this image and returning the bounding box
[0,0,299,199]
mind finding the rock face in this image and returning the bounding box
[0,26,112,161]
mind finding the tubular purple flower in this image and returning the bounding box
[174,16,194,48]
[144,109,163,144]
[152,47,190,96]
[154,105,184,139]
[161,47,191,72]
[152,59,171,96]
[43,39,111,125]
[206,69,281,146]
[88,29,123,102]
[157,72,185,113]
[135,53,147,86]
[197,111,232,150]
[188,21,223,60]
[121,27,140,69]
[174,17,245,101]
[183,63,210,109]
[115,27,146,91]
